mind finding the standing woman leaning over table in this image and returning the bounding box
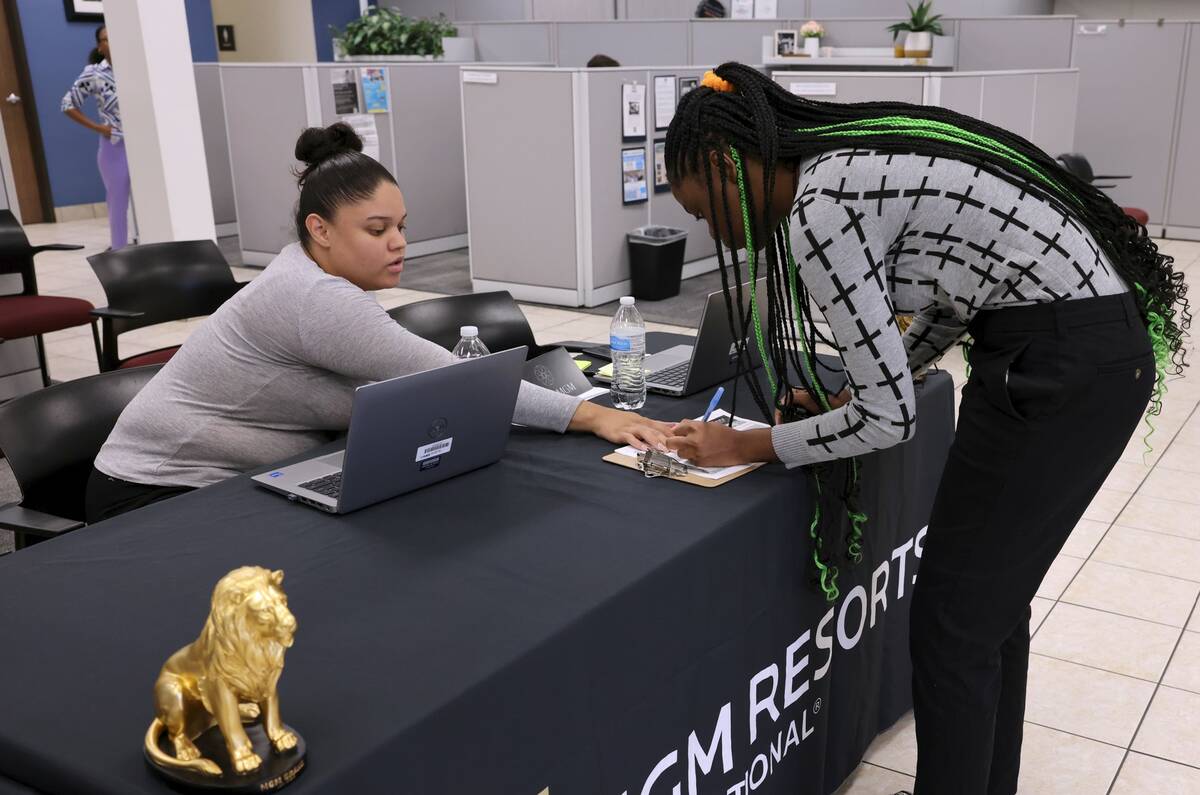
[660,63,1188,795]
[62,23,130,251]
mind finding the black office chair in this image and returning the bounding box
[387,291,559,358]
[0,364,162,551]
[87,240,248,371]
[0,209,101,385]
[1056,152,1148,226]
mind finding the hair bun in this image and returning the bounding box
[294,122,364,171]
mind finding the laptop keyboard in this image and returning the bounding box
[299,472,342,498]
[649,361,690,388]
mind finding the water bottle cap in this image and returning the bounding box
[460,325,478,337]
[619,296,635,306]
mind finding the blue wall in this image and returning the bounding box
[15,0,217,208]
[312,0,363,62]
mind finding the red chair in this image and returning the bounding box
[87,240,248,370]
[0,210,102,387]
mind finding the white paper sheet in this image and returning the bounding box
[341,113,381,161]
[614,409,770,480]
[654,75,677,130]
[622,82,646,139]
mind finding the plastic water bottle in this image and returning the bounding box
[610,296,646,410]
[452,325,490,359]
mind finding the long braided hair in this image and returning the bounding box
[664,62,1189,600]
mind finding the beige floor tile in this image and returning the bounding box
[1062,560,1200,627]
[1030,596,1055,636]
[518,304,592,334]
[1113,494,1200,541]
[1061,518,1110,559]
[42,324,96,342]
[862,711,915,776]
[1094,525,1200,582]
[1024,655,1155,746]
[1157,441,1200,475]
[833,762,914,795]
[1132,686,1200,768]
[645,321,694,335]
[1120,435,1169,466]
[43,335,103,360]
[1036,554,1085,600]
[1016,722,1124,795]
[535,315,613,345]
[1175,419,1200,447]
[1101,460,1153,494]
[1139,466,1200,505]
[1030,603,1180,681]
[1110,752,1200,794]
[1161,631,1200,695]
[45,355,100,383]
[1191,607,1200,632]
[1083,489,1131,523]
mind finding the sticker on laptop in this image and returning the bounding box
[416,437,453,463]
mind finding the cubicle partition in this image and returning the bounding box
[207,61,546,266]
[463,66,715,307]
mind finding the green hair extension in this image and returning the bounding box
[729,146,777,395]
[1134,281,1170,457]
[807,473,840,602]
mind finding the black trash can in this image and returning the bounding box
[627,225,687,301]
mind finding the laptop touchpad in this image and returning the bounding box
[645,345,693,372]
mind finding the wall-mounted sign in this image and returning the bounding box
[790,82,837,96]
[216,25,236,52]
[622,147,648,205]
[462,71,499,84]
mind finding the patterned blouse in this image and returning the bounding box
[768,148,1127,467]
[61,59,122,144]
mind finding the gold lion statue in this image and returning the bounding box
[144,566,299,777]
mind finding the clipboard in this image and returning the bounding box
[602,450,764,488]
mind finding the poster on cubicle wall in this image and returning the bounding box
[654,75,676,131]
[622,83,646,141]
[360,67,390,113]
[653,142,669,193]
[622,147,648,205]
[333,69,360,115]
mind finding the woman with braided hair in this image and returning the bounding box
[661,63,1188,794]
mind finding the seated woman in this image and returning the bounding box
[86,123,669,522]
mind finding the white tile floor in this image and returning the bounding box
[20,219,1200,794]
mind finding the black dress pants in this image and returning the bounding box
[911,292,1155,795]
[85,466,195,523]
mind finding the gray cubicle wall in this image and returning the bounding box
[1166,23,1200,236]
[556,21,689,67]
[194,65,237,235]
[1073,20,1189,227]
[956,16,1075,70]
[463,69,580,297]
[455,22,556,63]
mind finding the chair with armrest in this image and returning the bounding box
[1056,153,1148,226]
[0,209,100,386]
[87,240,248,371]
[0,364,162,550]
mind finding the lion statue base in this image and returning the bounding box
[143,567,306,792]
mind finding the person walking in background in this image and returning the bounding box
[62,24,130,251]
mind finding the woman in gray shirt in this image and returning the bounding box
[87,123,669,521]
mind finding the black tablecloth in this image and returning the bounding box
[0,360,953,795]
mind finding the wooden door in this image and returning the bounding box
[0,0,51,223]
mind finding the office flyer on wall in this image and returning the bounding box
[341,114,381,162]
[654,75,677,131]
[622,147,648,205]
[360,67,390,113]
[622,82,646,140]
[653,141,669,193]
[678,76,699,100]
[333,69,360,115]
[731,0,754,19]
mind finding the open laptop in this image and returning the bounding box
[252,346,526,514]
[595,278,768,397]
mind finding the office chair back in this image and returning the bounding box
[0,209,36,289]
[1056,153,1094,183]
[87,240,241,335]
[0,365,162,522]
[386,291,539,356]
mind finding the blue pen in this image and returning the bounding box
[701,386,725,423]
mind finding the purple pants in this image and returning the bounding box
[97,137,130,249]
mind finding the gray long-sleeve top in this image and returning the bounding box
[95,243,582,488]
[769,148,1128,466]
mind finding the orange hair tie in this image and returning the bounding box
[701,70,735,93]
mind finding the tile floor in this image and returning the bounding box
[16,218,1200,794]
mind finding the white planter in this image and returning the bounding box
[904,31,933,58]
[803,37,820,57]
[332,37,476,62]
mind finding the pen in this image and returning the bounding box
[701,386,725,423]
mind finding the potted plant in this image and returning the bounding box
[887,1,943,58]
[332,7,473,62]
[799,20,824,57]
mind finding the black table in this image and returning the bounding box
[0,357,953,795]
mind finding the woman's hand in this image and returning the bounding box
[96,124,113,139]
[774,386,852,423]
[666,421,778,467]
[569,402,673,451]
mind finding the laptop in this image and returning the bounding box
[252,346,526,514]
[595,278,768,397]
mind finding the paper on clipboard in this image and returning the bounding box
[613,409,769,480]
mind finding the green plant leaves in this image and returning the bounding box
[330,9,458,57]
